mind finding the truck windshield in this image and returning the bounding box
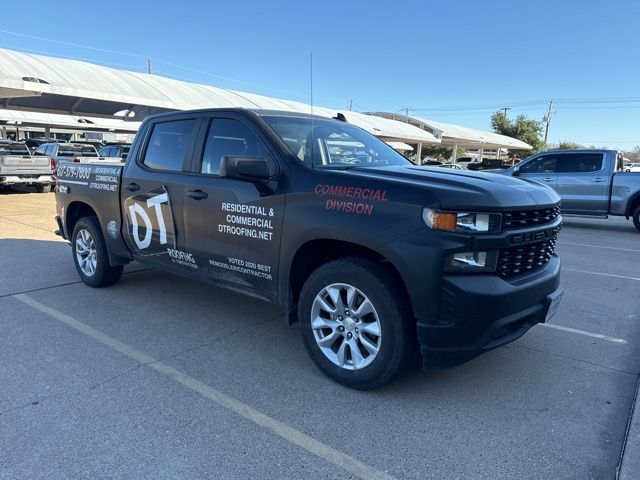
[261,115,411,168]
[0,143,30,155]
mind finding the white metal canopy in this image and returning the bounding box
[0,48,439,145]
[371,112,532,150]
[0,108,140,132]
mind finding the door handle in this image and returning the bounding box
[543,177,555,182]
[592,178,605,183]
[126,182,140,192]
[187,189,208,200]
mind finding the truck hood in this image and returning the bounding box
[347,165,560,210]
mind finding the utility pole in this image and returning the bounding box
[147,58,152,74]
[500,107,511,117]
[544,100,553,144]
[405,107,410,121]
[348,99,353,111]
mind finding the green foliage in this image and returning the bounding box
[420,145,460,161]
[491,112,545,155]
[556,141,584,150]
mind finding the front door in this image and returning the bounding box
[121,116,200,273]
[181,115,285,297]
[518,153,559,190]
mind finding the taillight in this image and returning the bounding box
[50,157,57,176]
[73,157,81,163]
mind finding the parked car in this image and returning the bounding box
[500,149,640,231]
[55,108,563,389]
[35,142,101,164]
[98,143,131,161]
[454,156,478,166]
[467,158,508,171]
[625,163,640,172]
[0,140,54,192]
[438,163,465,169]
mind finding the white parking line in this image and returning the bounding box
[539,323,628,344]
[563,268,640,282]
[13,293,395,480]
[561,242,640,253]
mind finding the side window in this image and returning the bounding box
[200,118,268,175]
[557,153,603,173]
[45,144,57,156]
[99,147,110,157]
[520,155,557,174]
[34,145,47,156]
[143,119,196,171]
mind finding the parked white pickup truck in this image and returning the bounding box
[0,140,54,192]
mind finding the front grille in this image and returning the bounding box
[502,205,561,230]
[498,235,558,278]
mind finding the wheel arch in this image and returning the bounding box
[284,238,412,324]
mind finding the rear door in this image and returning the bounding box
[181,114,285,297]
[120,115,200,273]
[555,152,608,214]
[518,153,559,189]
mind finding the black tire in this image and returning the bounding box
[35,184,51,193]
[633,206,640,233]
[298,257,415,390]
[71,216,123,287]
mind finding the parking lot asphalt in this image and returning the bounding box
[1,189,639,480]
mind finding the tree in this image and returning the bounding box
[420,145,461,161]
[556,141,584,150]
[491,112,545,156]
[624,146,640,162]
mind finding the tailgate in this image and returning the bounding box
[0,155,51,174]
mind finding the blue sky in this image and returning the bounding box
[2,0,639,149]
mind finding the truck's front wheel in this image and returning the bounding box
[633,206,640,232]
[72,217,123,287]
[299,258,415,390]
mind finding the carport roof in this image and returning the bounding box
[0,48,438,144]
[0,108,140,133]
[370,112,532,150]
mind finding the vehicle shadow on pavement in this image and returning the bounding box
[562,218,638,234]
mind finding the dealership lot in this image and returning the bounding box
[1,191,638,479]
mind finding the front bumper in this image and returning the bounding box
[418,255,562,368]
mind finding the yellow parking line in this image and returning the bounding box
[13,293,395,480]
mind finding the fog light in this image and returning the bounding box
[445,250,498,272]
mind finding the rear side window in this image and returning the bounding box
[45,145,57,156]
[143,120,196,171]
[556,153,603,173]
[520,155,558,174]
[200,118,267,175]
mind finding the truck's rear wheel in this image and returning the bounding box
[72,216,123,287]
[298,257,415,390]
[633,206,640,232]
[35,184,51,193]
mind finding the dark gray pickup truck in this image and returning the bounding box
[500,149,640,231]
[55,108,564,389]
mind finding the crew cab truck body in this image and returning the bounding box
[500,149,640,231]
[0,141,54,192]
[55,108,563,389]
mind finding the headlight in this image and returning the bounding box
[445,250,499,272]
[422,209,501,233]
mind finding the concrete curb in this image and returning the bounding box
[617,375,640,479]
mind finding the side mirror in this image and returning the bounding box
[512,165,521,176]
[219,156,275,181]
